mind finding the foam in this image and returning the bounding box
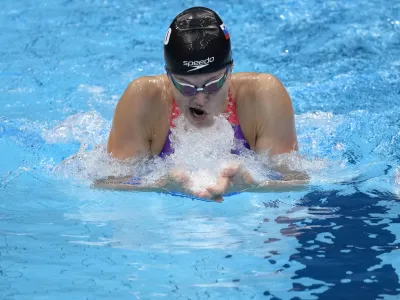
[42,110,110,146]
[46,110,381,195]
[164,115,237,191]
[48,113,298,191]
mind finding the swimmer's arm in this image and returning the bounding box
[91,169,191,195]
[252,74,309,181]
[253,74,299,156]
[228,178,309,194]
[93,175,224,202]
[107,77,158,159]
[200,163,308,199]
[92,176,168,192]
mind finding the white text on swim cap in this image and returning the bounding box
[164,28,171,45]
[183,57,214,72]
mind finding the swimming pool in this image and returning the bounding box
[1,0,400,299]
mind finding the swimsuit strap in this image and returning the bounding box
[225,90,239,125]
[170,100,181,127]
[169,90,238,127]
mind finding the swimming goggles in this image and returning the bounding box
[168,67,230,97]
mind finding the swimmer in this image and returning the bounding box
[103,6,308,200]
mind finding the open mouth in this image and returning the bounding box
[189,107,207,120]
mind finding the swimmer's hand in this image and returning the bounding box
[92,163,309,200]
[200,164,251,201]
[194,163,310,197]
[165,168,221,200]
[167,164,252,202]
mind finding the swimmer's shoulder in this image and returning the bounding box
[109,75,172,158]
[231,72,292,127]
[119,74,171,108]
[115,74,172,121]
[231,72,285,103]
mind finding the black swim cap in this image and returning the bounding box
[164,7,233,75]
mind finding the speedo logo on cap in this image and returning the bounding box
[183,57,215,72]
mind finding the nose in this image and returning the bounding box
[192,91,208,106]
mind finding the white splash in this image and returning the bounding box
[45,110,372,194]
[395,167,400,197]
[52,144,136,182]
[78,84,105,95]
[166,115,237,192]
[42,110,110,146]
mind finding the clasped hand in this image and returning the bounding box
[165,163,255,202]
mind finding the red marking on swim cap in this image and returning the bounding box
[220,24,230,40]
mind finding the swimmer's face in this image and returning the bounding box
[168,66,232,127]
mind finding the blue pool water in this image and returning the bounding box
[1,0,400,299]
